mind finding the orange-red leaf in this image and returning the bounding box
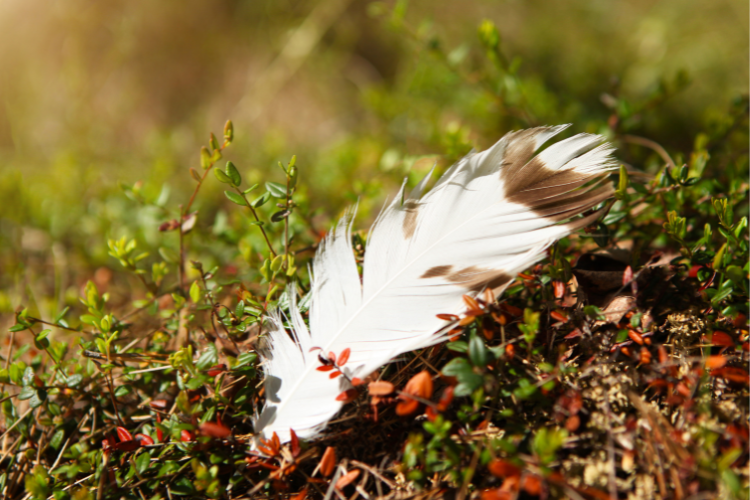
[487,459,521,478]
[639,348,652,365]
[706,355,727,369]
[319,446,336,477]
[290,429,301,458]
[328,351,337,364]
[351,377,363,386]
[368,381,395,396]
[403,370,433,400]
[329,370,342,379]
[552,280,565,299]
[335,469,360,489]
[290,488,308,500]
[316,365,334,372]
[338,348,351,366]
[200,422,231,439]
[628,330,644,345]
[180,430,194,442]
[395,398,420,416]
[550,310,568,323]
[437,313,459,321]
[335,389,358,402]
[521,474,543,495]
[710,367,749,384]
[708,331,735,347]
[462,294,481,311]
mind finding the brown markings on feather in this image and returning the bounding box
[420,265,453,279]
[402,200,420,239]
[499,127,613,224]
[446,266,512,293]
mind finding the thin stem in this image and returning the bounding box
[234,187,277,257]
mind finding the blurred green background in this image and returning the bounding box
[0,0,747,317]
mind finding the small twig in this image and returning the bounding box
[620,134,676,170]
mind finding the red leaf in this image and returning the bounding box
[710,367,749,384]
[328,351,337,364]
[351,377,363,386]
[102,434,116,451]
[206,364,227,377]
[658,345,668,364]
[688,265,701,278]
[290,429,301,458]
[335,389,358,402]
[200,422,231,439]
[550,310,568,323]
[368,381,395,396]
[622,265,633,286]
[116,427,133,443]
[180,430,195,442]
[316,365,335,372]
[480,489,513,500]
[437,386,455,411]
[708,331,735,347]
[319,446,336,477]
[338,348,351,366]
[156,427,164,443]
[134,433,154,446]
[329,370,342,379]
[114,440,140,452]
[150,399,169,411]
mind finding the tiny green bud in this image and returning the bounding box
[223,120,234,143]
[200,146,211,169]
[209,133,220,152]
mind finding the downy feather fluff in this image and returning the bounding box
[256,125,617,443]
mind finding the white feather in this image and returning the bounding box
[255,125,617,443]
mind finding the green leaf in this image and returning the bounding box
[224,190,247,206]
[136,451,151,474]
[18,386,36,400]
[196,344,218,370]
[225,161,241,186]
[243,183,259,194]
[468,335,487,367]
[252,192,271,208]
[271,210,291,222]
[236,352,257,368]
[713,243,727,270]
[213,168,232,184]
[49,429,66,450]
[265,182,287,198]
[190,281,201,304]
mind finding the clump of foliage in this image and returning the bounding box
[1,6,748,500]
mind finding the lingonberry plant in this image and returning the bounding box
[1,7,747,500]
